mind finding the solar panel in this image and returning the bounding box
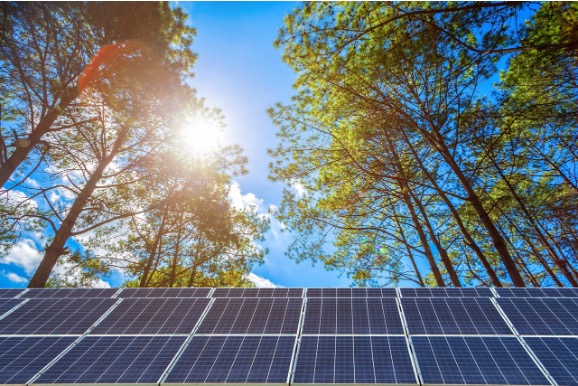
[213,288,303,297]
[498,297,578,335]
[497,288,578,298]
[401,297,512,335]
[0,289,22,298]
[90,298,210,335]
[306,288,397,297]
[302,298,404,335]
[525,337,578,386]
[413,336,550,385]
[22,288,118,298]
[0,299,21,318]
[292,336,416,385]
[400,287,493,297]
[196,298,302,335]
[0,298,116,334]
[164,336,295,384]
[0,336,76,385]
[118,287,211,298]
[34,336,185,384]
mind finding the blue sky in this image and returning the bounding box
[0,2,352,289]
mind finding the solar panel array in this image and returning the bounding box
[0,287,578,385]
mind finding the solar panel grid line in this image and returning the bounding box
[287,294,308,385]
[515,337,559,386]
[397,290,425,386]
[111,288,123,298]
[15,288,27,298]
[0,298,28,321]
[208,288,216,298]
[489,297,521,336]
[81,298,124,335]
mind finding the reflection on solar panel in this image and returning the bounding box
[118,287,211,298]
[497,288,578,298]
[0,289,22,298]
[0,298,116,334]
[413,336,549,385]
[91,298,210,335]
[293,336,416,385]
[402,298,512,335]
[197,298,302,334]
[302,298,403,335]
[498,297,578,335]
[213,288,303,297]
[0,299,21,318]
[165,336,294,384]
[525,337,578,386]
[401,288,493,297]
[307,288,397,297]
[35,336,184,384]
[0,336,76,385]
[22,288,118,298]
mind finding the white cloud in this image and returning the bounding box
[228,181,264,212]
[1,239,43,273]
[4,272,28,283]
[290,179,306,198]
[247,272,280,288]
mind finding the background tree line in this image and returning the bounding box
[0,2,268,288]
[269,2,578,287]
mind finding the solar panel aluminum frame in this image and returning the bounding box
[397,288,424,386]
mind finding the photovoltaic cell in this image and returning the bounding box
[413,336,549,385]
[401,298,512,335]
[400,288,493,297]
[213,288,303,297]
[34,336,185,384]
[498,297,578,335]
[0,298,117,334]
[497,288,578,298]
[306,288,397,298]
[0,336,76,385]
[0,299,21,318]
[164,336,294,384]
[525,337,578,386]
[196,298,302,334]
[118,287,211,298]
[302,298,404,335]
[293,336,416,385]
[0,289,22,298]
[91,298,210,335]
[22,288,118,298]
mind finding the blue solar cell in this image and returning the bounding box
[0,336,76,385]
[402,297,512,335]
[497,288,578,298]
[0,289,22,298]
[213,288,303,297]
[118,287,211,298]
[196,298,302,334]
[91,298,210,334]
[497,297,578,335]
[293,336,416,385]
[35,336,185,384]
[0,299,21,318]
[302,298,404,334]
[164,336,294,384]
[401,288,493,297]
[413,336,550,385]
[307,288,397,297]
[0,298,116,334]
[525,337,578,386]
[22,288,118,298]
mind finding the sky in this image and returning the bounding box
[0,2,352,289]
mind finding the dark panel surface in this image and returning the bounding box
[413,336,549,385]
[213,288,303,297]
[497,297,578,335]
[22,288,118,298]
[91,298,210,334]
[0,298,116,334]
[293,336,416,385]
[402,298,512,335]
[0,289,23,299]
[165,336,294,384]
[302,298,403,335]
[497,288,578,298]
[0,336,76,385]
[525,337,578,386]
[118,287,211,298]
[401,288,493,297]
[196,298,302,334]
[0,299,21,318]
[306,288,397,298]
[34,336,185,384]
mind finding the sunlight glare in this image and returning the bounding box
[178,114,223,155]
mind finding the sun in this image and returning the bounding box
[177,113,223,155]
